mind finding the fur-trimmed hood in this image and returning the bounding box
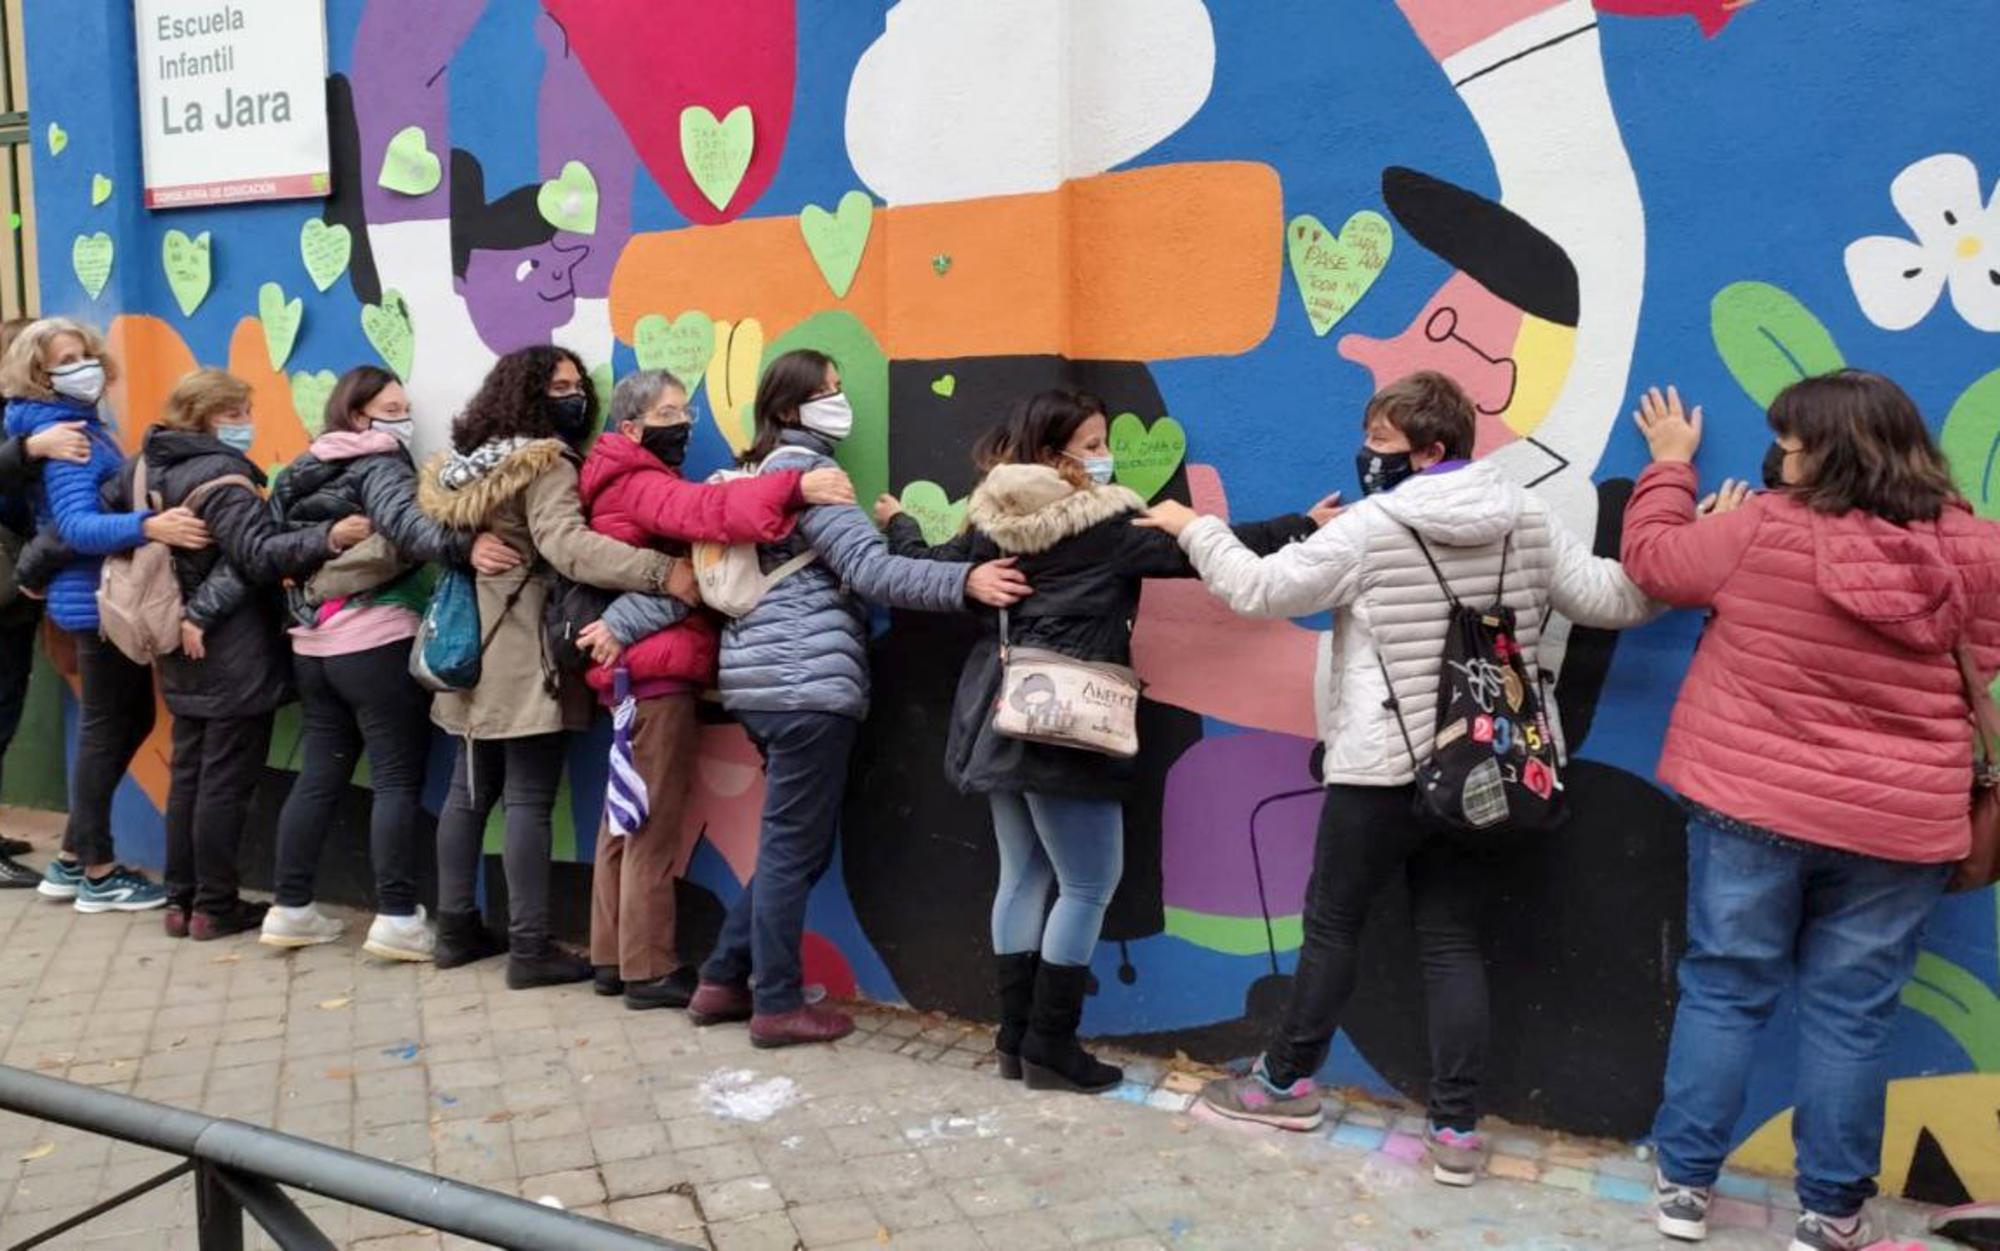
[417,437,570,528]
[966,463,1147,555]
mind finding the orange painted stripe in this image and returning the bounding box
[609,162,1282,362]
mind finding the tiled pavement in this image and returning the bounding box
[0,810,1953,1249]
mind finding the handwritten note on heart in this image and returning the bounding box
[537,160,599,235]
[378,125,442,197]
[259,282,303,370]
[930,374,956,399]
[90,174,112,207]
[679,106,754,212]
[362,290,414,379]
[299,220,351,293]
[291,370,338,436]
[633,311,717,387]
[706,318,763,454]
[899,481,968,545]
[1109,413,1187,501]
[162,229,212,317]
[799,190,873,299]
[1286,211,1392,337]
[46,122,67,156]
[72,233,113,300]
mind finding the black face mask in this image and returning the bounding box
[640,423,691,468]
[1356,447,1417,497]
[548,393,592,440]
[1761,441,1789,490]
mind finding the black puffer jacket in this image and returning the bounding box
[888,463,1313,797]
[108,428,337,718]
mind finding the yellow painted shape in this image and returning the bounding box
[705,318,762,455]
[1727,1073,2000,1200]
[1502,315,1576,438]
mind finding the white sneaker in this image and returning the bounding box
[259,902,345,948]
[363,907,436,962]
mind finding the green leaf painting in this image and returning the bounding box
[1710,282,1845,411]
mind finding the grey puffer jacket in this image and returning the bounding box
[719,430,973,720]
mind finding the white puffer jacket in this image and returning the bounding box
[1179,461,1656,786]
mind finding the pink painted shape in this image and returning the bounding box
[1392,0,1569,62]
[1130,465,1320,739]
[544,0,797,225]
[801,933,858,1000]
[1380,1132,1429,1163]
[1706,1197,1770,1230]
[1336,272,1527,457]
[679,721,765,883]
[1594,0,1748,38]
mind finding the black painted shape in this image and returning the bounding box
[1905,1126,1973,1207]
[1552,477,1634,751]
[448,150,557,280]
[322,74,382,308]
[1382,166,1580,327]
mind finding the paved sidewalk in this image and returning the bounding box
[0,810,1950,1250]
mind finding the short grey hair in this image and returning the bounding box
[608,368,686,428]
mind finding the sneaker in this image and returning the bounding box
[0,856,40,889]
[625,967,699,1011]
[363,908,436,962]
[1789,1209,1874,1251]
[74,867,167,913]
[36,858,85,900]
[687,980,754,1026]
[750,1003,855,1048]
[260,903,346,949]
[1196,1060,1324,1132]
[1424,1124,1484,1187]
[191,900,270,941]
[0,835,31,857]
[1656,1169,1712,1242]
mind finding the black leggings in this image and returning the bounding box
[272,640,434,915]
[1264,783,1488,1131]
[63,631,157,866]
[434,734,564,956]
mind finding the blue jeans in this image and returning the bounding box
[1652,817,1949,1217]
[700,710,859,1016]
[988,791,1123,967]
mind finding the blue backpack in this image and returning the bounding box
[409,566,532,692]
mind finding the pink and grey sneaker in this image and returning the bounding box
[1424,1123,1484,1187]
[1195,1059,1324,1132]
[1788,1209,1875,1251]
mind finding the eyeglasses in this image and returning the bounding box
[651,404,688,423]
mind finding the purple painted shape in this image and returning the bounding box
[353,0,488,225]
[458,238,583,352]
[534,9,636,299]
[1161,731,1321,920]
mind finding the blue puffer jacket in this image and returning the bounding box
[2,397,150,632]
[719,430,972,720]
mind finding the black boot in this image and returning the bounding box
[434,910,504,970]
[994,952,1039,1080]
[507,943,593,990]
[1019,962,1122,1094]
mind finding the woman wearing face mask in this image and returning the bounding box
[418,345,691,989]
[260,366,524,960]
[0,318,211,913]
[570,368,853,1010]
[101,369,375,937]
[688,349,1029,1047]
[875,388,1326,1091]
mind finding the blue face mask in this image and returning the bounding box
[216,423,255,454]
[1070,453,1115,486]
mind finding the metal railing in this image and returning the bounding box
[0,1065,697,1250]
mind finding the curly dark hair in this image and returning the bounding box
[450,344,593,453]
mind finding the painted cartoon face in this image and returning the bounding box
[1339,272,1577,459]
[456,237,587,354]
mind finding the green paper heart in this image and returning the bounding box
[633,311,716,387]
[899,480,967,546]
[72,232,114,300]
[46,122,67,156]
[162,229,212,317]
[377,125,441,196]
[8,213,20,232]
[679,105,754,212]
[362,290,414,379]
[589,362,614,426]
[90,174,112,207]
[537,160,599,235]
[799,190,873,299]
[1109,413,1187,501]
[290,369,338,436]
[258,282,303,370]
[930,374,956,399]
[299,219,352,293]
[1286,210,1392,337]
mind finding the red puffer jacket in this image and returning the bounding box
[577,433,804,696]
[1622,461,2000,863]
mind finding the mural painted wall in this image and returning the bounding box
[22,0,2000,1201]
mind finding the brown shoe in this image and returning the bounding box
[750,1004,855,1049]
[163,906,191,939]
[688,980,753,1026]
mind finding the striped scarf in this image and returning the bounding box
[605,667,648,837]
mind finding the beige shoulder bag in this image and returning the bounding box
[989,608,1143,759]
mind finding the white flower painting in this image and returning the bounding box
[1845,153,2000,332]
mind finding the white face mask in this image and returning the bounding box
[373,417,415,448]
[799,392,854,441]
[49,359,106,405]
[1068,453,1115,486]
